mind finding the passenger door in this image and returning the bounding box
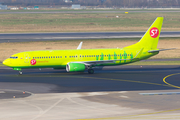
[24,53,29,63]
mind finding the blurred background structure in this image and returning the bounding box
[0,0,180,8]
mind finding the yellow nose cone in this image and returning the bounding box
[3,59,10,66]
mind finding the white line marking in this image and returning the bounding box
[120,95,129,98]
[31,98,64,120]
[0,91,5,93]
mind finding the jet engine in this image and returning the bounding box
[66,63,85,72]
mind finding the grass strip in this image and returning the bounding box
[1,12,180,33]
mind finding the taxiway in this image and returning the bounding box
[0,65,180,119]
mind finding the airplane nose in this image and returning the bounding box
[3,59,10,66]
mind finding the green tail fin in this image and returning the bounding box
[125,17,163,50]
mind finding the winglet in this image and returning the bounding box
[77,42,83,50]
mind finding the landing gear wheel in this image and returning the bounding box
[88,69,94,74]
[19,71,22,75]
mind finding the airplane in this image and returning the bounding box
[3,17,175,75]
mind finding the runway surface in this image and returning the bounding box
[0,31,180,43]
[1,65,180,119]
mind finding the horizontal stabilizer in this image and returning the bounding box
[148,48,176,53]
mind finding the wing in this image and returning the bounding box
[69,48,144,66]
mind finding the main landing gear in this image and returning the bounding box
[88,69,94,74]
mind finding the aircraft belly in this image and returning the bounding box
[96,60,133,66]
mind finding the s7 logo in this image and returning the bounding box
[150,27,159,38]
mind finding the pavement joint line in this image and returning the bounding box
[31,98,65,120]
[67,97,120,114]
[163,73,180,89]
[16,100,44,119]
[0,89,34,99]
[77,108,180,120]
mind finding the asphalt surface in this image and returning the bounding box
[0,65,180,97]
[0,31,180,43]
[1,65,180,120]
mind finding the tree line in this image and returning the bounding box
[0,0,180,8]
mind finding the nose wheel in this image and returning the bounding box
[88,69,94,74]
[19,71,22,75]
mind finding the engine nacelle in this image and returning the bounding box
[66,63,85,72]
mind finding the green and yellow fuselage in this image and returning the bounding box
[3,48,158,70]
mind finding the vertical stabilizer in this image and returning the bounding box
[125,17,163,50]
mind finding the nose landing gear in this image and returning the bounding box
[19,71,22,75]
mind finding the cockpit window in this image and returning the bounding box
[10,56,18,59]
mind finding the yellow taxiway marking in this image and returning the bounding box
[76,73,180,120]
[58,76,170,88]
[19,74,172,88]
[163,73,180,89]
